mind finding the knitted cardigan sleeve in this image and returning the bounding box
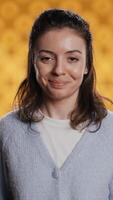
[109,174,113,200]
[0,118,11,200]
[0,152,9,200]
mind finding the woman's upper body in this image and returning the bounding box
[0,110,113,200]
[0,8,113,200]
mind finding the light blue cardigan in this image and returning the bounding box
[0,110,113,200]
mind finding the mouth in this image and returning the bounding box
[49,80,65,89]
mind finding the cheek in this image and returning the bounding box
[35,67,49,87]
[35,66,47,79]
[69,67,85,81]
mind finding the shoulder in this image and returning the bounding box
[0,110,18,123]
[0,110,28,149]
[101,109,113,127]
[96,109,113,146]
[88,109,113,140]
[0,110,25,130]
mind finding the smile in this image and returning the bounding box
[49,80,65,89]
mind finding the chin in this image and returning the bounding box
[46,91,76,102]
[43,86,79,101]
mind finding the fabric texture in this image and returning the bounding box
[0,110,113,200]
[37,114,85,168]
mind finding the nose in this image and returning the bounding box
[52,58,66,76]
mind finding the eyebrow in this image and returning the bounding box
[38,49,82,54]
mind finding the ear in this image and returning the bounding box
[84,67,88,75]
[33,56,36,69]
[34,63,37,71]
[34,58,38,72]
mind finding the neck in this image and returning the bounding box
[40,96,77,120]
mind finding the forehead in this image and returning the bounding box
[35,27,86,53]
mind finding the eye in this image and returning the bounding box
[40,56,51,61]
[38,56,54,64]
[68,57,79,62]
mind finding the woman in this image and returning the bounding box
[0,8,113,200]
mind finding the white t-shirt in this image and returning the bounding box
[37,113,85,168]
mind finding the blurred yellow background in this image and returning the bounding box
[0,0,113,116]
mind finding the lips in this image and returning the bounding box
[49,80,65,84]
[49,80,65,88]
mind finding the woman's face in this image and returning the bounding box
[34,27,87,102]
